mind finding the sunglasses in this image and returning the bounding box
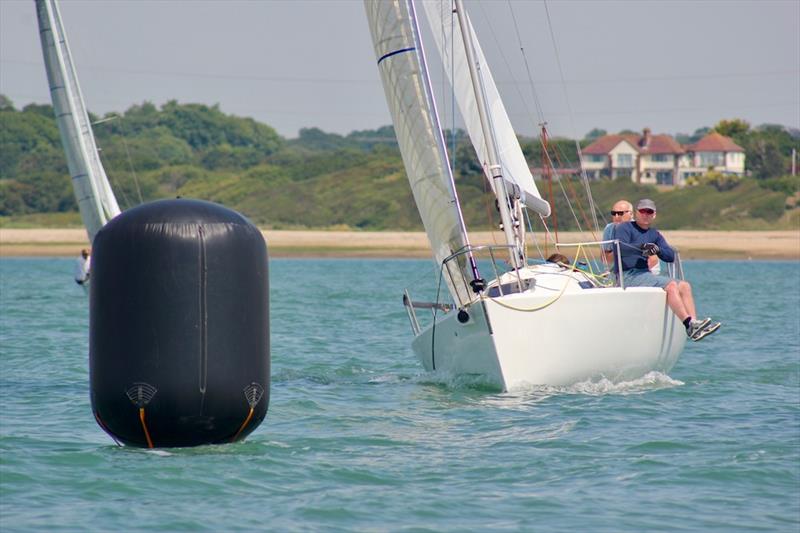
[610,210,629,216]
[638,208,655,215]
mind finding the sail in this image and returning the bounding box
[364,0,476,305]
[36,0,121,243]
[420,0,550,217]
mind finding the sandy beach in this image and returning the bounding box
[0,228,797,259]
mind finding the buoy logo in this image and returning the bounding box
[125,382,157,407]
[231,382,265,442]
[243,382,264,408]
[125,382,157,448]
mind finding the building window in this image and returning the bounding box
[656,171,673,185]
[616,154,633,167]
[699,152,724,167]
[651,154,669,162]
[614,169,632,179]
[588,154,605,163]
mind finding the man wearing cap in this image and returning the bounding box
[602,199,659,274]
[614,199,720,341]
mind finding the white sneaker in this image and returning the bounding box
[690,320,721,341]
[686,317,711,338]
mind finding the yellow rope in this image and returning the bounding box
[483,249,582,312]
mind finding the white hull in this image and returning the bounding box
[411,265,687,390]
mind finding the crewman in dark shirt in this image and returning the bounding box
[614,199,720,341]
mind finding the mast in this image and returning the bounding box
[36,0,120,243]
[452,0,523,268]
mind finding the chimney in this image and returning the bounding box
[642,128,651,148]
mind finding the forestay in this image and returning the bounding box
[420,0,550,218]
[36,0,120,243]
[364,0,475,305]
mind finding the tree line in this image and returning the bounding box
[0,95,797,230]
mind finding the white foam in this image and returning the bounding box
[507,371,684,396]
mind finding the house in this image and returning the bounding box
[580,129,745,187]
[680,132,746,183]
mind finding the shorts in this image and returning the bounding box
[620,268,673,288]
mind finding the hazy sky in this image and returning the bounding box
[1,0,797,140]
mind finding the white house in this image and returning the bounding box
[581,129,745,187]
[679,132,746,183]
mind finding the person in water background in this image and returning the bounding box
[614,199,721,341]
[74,248,90,285]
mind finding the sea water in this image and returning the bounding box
[0,258,798,532]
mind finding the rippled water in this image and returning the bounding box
[1,258,798,531]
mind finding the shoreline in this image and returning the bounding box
[0,228,798,260]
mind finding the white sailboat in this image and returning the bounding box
[35,0,121,245]
[364,0,687,390]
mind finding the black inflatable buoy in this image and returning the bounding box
[90,198,269,448]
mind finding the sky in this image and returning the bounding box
[1,0,798,140]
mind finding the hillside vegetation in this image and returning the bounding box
[1,98,797,231]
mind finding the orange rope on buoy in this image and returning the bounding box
[231,407,255,442]
[139,407,154,449]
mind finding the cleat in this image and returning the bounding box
[691,321,721,341]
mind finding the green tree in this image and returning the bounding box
[748,138,785,179]
[584,128,607,141]
[714,118,750,139]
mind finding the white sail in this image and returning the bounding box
[420,0,550,217]
[364,0,476,305]
[36,0,121,243]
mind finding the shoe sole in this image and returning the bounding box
[692,322,721,341]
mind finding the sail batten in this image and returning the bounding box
[36,0,121,243]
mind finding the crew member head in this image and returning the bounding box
[610,200,633,223]
[635,199,657,228]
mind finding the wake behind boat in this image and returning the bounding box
[365,0,688,390]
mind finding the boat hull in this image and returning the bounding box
[411,286,687,390]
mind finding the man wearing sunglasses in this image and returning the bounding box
[602,200,659,274]
[613,199,721,341]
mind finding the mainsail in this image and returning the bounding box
[420,0,550,218]
[364,0,475,305]
[36,0,121,243]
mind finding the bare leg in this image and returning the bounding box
[665,281,690,322]
[678,281,697,318]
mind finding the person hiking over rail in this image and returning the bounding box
[614,199,721,341]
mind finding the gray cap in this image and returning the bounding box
[637,198,656,211]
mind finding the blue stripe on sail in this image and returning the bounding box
[377,47,415,65]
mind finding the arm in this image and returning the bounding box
[614,223,645,270]
[653,231,675,263]
[601,224,615,265]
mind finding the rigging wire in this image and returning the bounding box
[93,114,144,208]
[542,0,602,234]
[116,115,144,205]
[93,120,133,209]
[475,1,544,125]
[449,1,457,175]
